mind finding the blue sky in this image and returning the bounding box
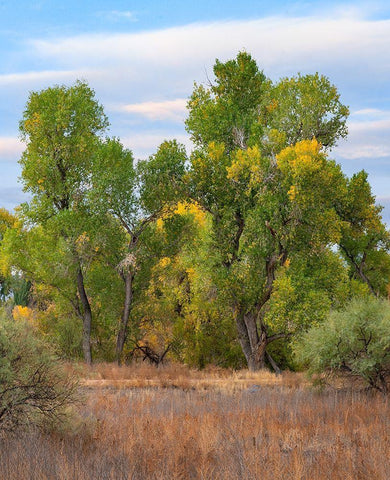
[1,0,389,222]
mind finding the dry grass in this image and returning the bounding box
[77,361,304,391]
[1,363,389,479]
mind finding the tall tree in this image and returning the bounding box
[19,81,108,364]
[186,52,351,370]
[91,138,187,364]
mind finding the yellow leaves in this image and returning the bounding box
[287,185,298,201]
[157,201,207,231]
[176,201,206,227]
[0,208,16,236]
[76,231,90,245]
[159,257,171,268]
[12,305,34,323]
[208,142,225,161]
[186,267,196,281]
[266,99,278,113]
[156,218,164,231]
[226,146,262,184]
[24,112,41,132]
[277,139,322,176]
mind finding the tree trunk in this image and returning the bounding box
[76,266,92,365]
[235,308,286,371]
[236,310,268,371]
[116,271,133,365]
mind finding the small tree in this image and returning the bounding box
[294,297,390,393]
[0,313,77,431]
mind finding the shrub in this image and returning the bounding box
[0,312,78,431]
[294,297,390,393]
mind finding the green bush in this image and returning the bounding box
[294,297,390,393]
[0,313,78,431]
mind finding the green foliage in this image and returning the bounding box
[268,73,349,150]
[19,81,108,220]
[0,311,78,431]
[294,297,390,393]
[1,55,387,372]
[186,51,268,152]
[338,170,390,296]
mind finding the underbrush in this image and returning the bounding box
[1,363,389,479]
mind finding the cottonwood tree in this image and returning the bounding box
[18,81,108,364]
[91,138,187,364]
[186,52,351,370]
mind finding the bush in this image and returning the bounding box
[0,313,78,431]
[294,297,390,393]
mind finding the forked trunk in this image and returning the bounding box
[236,311,268,371]
[236,309,285,372]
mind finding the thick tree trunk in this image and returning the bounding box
[236,311,268,371]
[235,308,286,371]
[116,271,133,365]
[76,266,92,365]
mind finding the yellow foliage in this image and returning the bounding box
[159,257,171,268]
[226,146,261,182]
[277,139,322,176]
[0,208,16,236]
[266,99,278,113]
[287,185,298,201]
[12,305,35,323]
[186,267,196,280]
[156,218,164,231]
[76,231,90,245]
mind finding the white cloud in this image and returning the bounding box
[351,108,387,117]
[115,98,187,121]
[30,16,390,80]
[0,69,89,86]
[336,143,390,160]
[121,132,192,159]
[335,109,390,160]
[97,10,137,22]
[0,137,24,161]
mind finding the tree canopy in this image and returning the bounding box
[0,52,389,373]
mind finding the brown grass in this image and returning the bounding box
[1,363,389,479]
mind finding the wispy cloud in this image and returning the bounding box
[335,109,390,160]
[96,10,138,22]
[115,98,187,121]
[121,132,192,158]
[0,69,92,86]
[30,15,390,80]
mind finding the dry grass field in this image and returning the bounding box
[1,363,389,480]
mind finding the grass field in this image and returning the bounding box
[1,363,389,479]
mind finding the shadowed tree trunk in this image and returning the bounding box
[76,265,92,365]
[116,270,134,365]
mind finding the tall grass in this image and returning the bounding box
[1,363,389,479]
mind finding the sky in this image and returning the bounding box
[0,0,389,222]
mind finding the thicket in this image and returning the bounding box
[0,52,389,376]
[0,311,77,432]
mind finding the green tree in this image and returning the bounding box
[338,171,390,297]
[91,138,187,363]
[18,81,109,364]
[186,52,351,370]
[268,73,349,150]
[294,297,390,393]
